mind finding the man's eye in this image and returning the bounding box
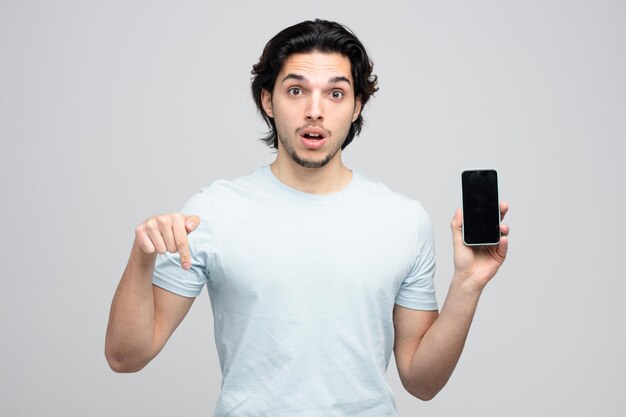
[330,90,344,99]
[288,87,302,96]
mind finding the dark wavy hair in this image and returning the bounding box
[251,19,379,150]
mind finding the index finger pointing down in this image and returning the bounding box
[172,215,192,270]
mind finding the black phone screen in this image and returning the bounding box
[461,170,500,245]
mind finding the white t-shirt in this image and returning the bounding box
[153,165,438,417]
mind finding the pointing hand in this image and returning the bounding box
[134,213,201,270]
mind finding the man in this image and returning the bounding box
[105,19,509,416]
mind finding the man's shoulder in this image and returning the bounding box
[196,166,268,196]
[182,166,271,211]
[353,173,432,237]
[356,172,427,213]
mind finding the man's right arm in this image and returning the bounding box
[105,214,200,373]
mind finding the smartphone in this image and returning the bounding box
[461,169,501,246]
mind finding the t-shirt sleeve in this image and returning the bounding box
[395,203,438,311]
[152,190,213,298]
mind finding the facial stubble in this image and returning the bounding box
[277,129,345,169]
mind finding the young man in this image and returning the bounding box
[105,19,509,416]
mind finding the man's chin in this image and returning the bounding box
[289,151,333,169]
[277,134,342,169]
[295,158,331,169]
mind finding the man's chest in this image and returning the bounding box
[206,203,417,310]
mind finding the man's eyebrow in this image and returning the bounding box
[328,76,351,85]
[281,73,306,84]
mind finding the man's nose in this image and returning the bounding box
[305,92,323,121]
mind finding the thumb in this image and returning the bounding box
[496,235,509,261]
[185,215,201,234]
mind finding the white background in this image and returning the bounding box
[1,0,624,415]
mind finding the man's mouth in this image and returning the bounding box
[299,127,327,149]
[299,127,327,140]
[303,132,323,140]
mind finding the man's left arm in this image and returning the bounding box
[393,202,509,400]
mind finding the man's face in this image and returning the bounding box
[261,51,362,169]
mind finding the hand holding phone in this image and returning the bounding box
[452,173,509,291]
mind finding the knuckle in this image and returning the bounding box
[137,240,152,253]
[144,218,157,231]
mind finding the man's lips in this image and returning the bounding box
[298,126,328,140]
[301,136,326,149]
[296,126,330,149]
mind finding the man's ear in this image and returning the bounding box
[352,95,362,122]
[261,89,273,118]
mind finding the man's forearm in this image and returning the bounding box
[105,242,158,372]
[406,274,483,399]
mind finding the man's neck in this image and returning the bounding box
[269,156,352,195]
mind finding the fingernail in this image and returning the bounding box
[188,221,195,228]
[182,262,190,270]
